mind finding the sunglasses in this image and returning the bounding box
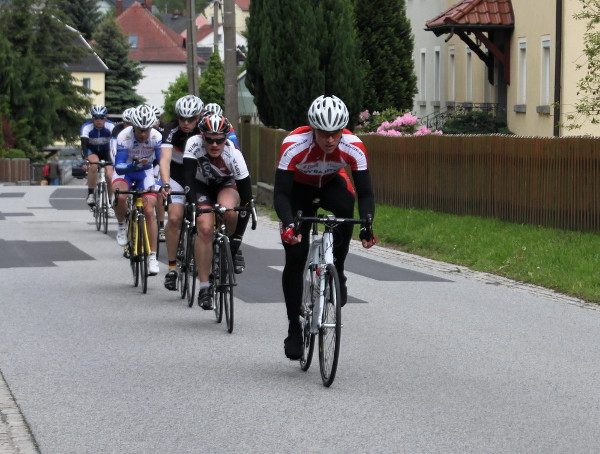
[315,129,343,139]
[204,136,226,145]
[135,127,151,133]
[178,116,196,123]
[93,116,106,120]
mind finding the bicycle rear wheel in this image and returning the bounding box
[319,264,341,387]
[138,216,149,294]
[220,237,235,333]
[212,242,223,323]
[176,224,188,299]
[94,185,101,231]
[300,263,317,371]
[185,228,196,307]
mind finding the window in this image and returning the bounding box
[518,40,527,105]
[128,34,138,49]
[466,48,472,102]
[434,47,441,101]
[448,47,455,102]
[541,38,551,106]
[483,52,492,103]
[419,49,427,101]
[82,78,91,91]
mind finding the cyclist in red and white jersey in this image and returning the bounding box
[274,95,376,360]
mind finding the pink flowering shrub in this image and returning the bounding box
[355,108,442,136]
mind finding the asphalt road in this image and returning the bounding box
[1,183,600,454]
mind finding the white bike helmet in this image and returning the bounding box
[130,104,157,129]
[91,105,108,117]
[203,103,223,116]
[122,107,135,124]
[307,95,349,131]
[175,95,204,117]
[148,104,163,118]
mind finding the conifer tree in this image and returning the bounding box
[0,0,92,153]
[55,0,102,41]
[199,51,225,107]
[246,0,363,130]
[92,15,145,114]
[355,0,417,113]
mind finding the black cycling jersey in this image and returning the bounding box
[162,121,201,184]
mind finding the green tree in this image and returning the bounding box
[246,0,363,130]
[199,51,225,107]
[0,0,92,154]
[55,0,102,41]
[569,0,600,130]
[355,0,417,113]
[162,72,190,121]
[92,15,145,114]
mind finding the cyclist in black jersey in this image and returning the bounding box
[159,95,204,291]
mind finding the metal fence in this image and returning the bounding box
[238,123,600,233]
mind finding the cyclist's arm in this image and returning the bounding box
[273,168,295,227]
[352,169,375,220]
[159,145,172,186]
[183,156,198,205]
[80,137,89,159]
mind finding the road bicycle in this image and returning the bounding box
[164,189,197,307]
[115,187,156,294]
[86,160,111,234]
[196,200,257,333]
[295,207,373,387]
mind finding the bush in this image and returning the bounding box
[0,148,26,159]
[356,109,442,136]
[443,111,513,134]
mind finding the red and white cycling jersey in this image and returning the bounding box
[277,126,368,187]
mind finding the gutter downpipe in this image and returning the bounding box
[553,0,563,137]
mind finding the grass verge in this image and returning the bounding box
[260,203,600,304]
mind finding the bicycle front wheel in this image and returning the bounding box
[138,216,149,294]
[212,242,223,323]
[100,182,109,234]
[220,237,235,333]
[300,263,316,372]
[319,264,342,387]
[130,219,139,287]
[176,224,188,299]
[94,185,101,231]
[185,228,196,307]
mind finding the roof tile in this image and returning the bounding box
[426,0,514,28]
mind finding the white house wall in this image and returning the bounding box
[137,63,188,109]
[406,0,448,120]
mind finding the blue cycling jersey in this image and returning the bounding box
[80,120,115,154]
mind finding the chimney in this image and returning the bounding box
[116,0,123,17]
[145,0,153,10]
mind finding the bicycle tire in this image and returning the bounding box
[155,218,161,259]
[300,262,317,371]
[101,182,109,234]
[94,185,101,231]
[185,227,196,307]
[176,223,187,299]
[130,217,139,287]
[139,216,149,294]
[213,241,223,323]
[319,264,341,387]
[220,236,235,333]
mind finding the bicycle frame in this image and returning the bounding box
[306,223,335,335]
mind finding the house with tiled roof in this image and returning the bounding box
[409,0,600,136]
[67,24,109,107]
[115,0,202,108]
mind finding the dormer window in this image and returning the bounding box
[128,35,139,49]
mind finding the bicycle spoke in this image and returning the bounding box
[300,263,316,371]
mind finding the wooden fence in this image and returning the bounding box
[238,122,600,233]
[0,158,30,184]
